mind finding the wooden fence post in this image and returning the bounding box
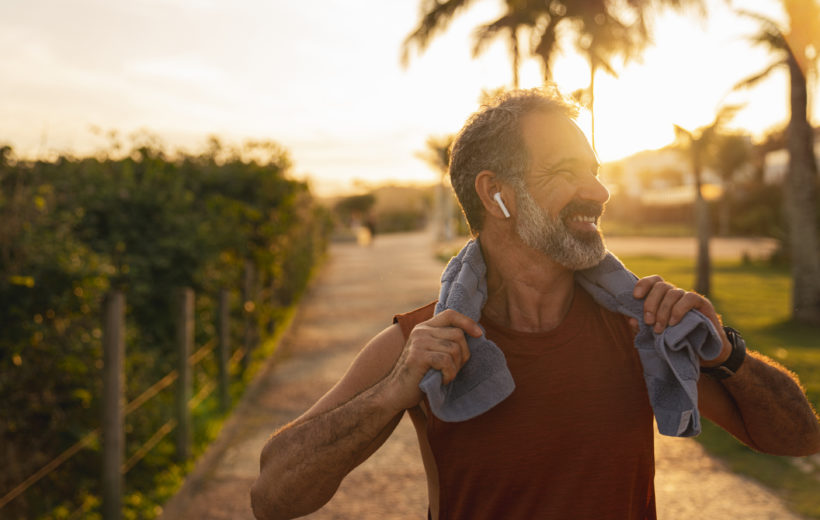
[242,259,257,373]
[175,287,194,462]
[218,288,230,411]
[102,291,125,520]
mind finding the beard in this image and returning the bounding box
[514,188,607,270]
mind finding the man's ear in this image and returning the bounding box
[475,170,514,220]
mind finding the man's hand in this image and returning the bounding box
[384,309,482,411]
[631,275,731,366]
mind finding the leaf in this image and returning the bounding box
[9,275,35,287]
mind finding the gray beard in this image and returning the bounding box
[514,188,606,270]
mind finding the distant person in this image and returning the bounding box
[351,211,372,247]
[365,213,377,244]
[251,87,820,520]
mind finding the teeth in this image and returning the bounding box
[572,215,596,223]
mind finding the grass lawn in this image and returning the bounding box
[622,255,820,519]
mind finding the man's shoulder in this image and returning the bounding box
[393,301,437,340]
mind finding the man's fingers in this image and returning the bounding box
[654,288,686,332]
[428,309,482,337]
[430,351,461,385]
[403,314,475,386]
[430,310,476,367]
[633,276,725,339]
[632,275,663,299]
[419,323,472,364]
[668,292,704,326]
[427,336,467,369]
[627,317,640,336]
[640,279,673,325]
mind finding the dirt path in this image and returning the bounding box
[158,232,802,520]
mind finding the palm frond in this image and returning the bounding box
[735,9,788,51]
[700,105,742,143]
[400,0,477,66]
[714,104,744,124]
[595,54,618,77]
[471,14,517,58]
[534,16,563,80]
[673,124,693,143]
[732,60,788,91]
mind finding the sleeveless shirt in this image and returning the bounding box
[394,285,656,520]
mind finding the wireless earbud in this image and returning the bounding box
[493,192,511,218]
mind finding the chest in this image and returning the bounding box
[427,312,653,469]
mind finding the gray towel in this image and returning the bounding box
[576,253,723,436]
[419,240,516,422]
[423,239,723,437]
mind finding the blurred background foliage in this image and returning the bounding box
[0,138,332,519]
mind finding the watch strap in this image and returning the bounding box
[701,326,746,380]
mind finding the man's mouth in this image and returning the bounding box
[568,213,598,231]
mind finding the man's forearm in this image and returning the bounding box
[250,378,402,520]
[722,351,820,456]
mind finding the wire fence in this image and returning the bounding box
[0,283,256,519]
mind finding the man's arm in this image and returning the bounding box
[250,310,480,520]
[698,350,820,456]
[633,276,820,456]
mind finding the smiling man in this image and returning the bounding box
[250,87,820,520]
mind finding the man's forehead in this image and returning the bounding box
[539,155,601,171]
[521,110,596,165]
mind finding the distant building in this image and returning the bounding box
[762,128,820,184]
[603,147,723,205]
[603,128,819,206]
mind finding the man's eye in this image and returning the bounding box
[555,169,598,180]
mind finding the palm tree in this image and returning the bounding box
[711,133,752,236]
[402,0,700,148]
[471,8,534,89]
[401,0,530,90]
[673,106,739,296]
[735,5,820,324]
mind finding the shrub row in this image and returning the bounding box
[0,140,332,519]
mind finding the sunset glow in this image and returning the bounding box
[0,0,815,196]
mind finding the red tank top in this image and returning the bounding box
[394,285,656,520]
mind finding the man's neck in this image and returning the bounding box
[479,228,576,333]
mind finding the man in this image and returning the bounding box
[251,88,820,520]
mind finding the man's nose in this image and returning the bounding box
[578,174,610,205]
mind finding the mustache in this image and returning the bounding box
[559,200,605,220]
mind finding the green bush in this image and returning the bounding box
[0,140,331,519]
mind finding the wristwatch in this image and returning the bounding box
[701,326,747,380]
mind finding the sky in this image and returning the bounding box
[0,0,816,197]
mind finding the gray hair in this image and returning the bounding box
[448,86,579,234]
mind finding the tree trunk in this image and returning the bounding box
[693,149,711,296]
[786,55,820,323]
[510,28,520,90]
[695,189,711,296]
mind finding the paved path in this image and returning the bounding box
[158,232,802,520]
